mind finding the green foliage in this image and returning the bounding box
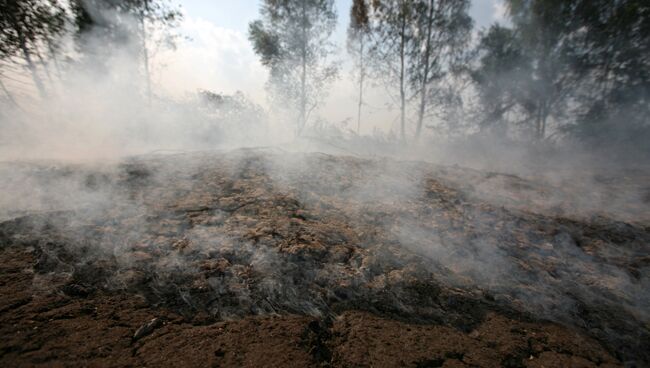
[369,0,416,68]
[248,0,339,133]
[346,0,371,134]
[471,25,531,132]
[408,0,473,139]
[472,0,649,151]
[568,0,650,151]
[348,0,370,35]
[70,0,183,52]
[0,0,66,97]
[0,0,66,59]
[248,20,281,67]
[198,90,268,136]
[366,0,472,140]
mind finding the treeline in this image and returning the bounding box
[249,0,649,154]
[1,1,648,155]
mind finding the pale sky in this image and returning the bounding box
[156,0,508,135]
[175,0,506,37]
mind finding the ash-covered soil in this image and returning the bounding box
[0,149,648,367]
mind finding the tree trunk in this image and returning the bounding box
[540,102,548,139]
[415,0,435,141]
[534,104,543,140]
[399,13,406,143]
[18,33,46,98]
[357,35,364,135]
[299,1,308,135]
[141,0,152,104]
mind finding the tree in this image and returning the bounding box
[0,0,66,98]
[136,0,183,103]
[249,0,339,135]
[506,0,582,140]
[491,0,649,149]
[370,0,416,142]
[71,0,182,101]
[409,0,472,140]
[568,0,650,152]
[347,0,371,135]
[470,0,598,141]
[471,25,532,137]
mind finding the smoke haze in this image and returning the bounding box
[0,0,648,366]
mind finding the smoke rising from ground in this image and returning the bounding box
[0,2,649,366]
[1,150,647,364]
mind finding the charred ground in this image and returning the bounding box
[0,149,648,367]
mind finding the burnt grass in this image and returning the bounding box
[0,149,648,367]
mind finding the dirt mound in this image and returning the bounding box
[0,150,648,366]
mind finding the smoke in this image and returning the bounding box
[0,146,648,362]
[0,54,273,161]
[0,2,281,162]
[0,2,649,365]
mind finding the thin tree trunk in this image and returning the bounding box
[300,55,306,134]
[399,13,406,143]
[141,0,152,104]
[540,102,548,139]
[415,0,435,141]
[299,1,308,135]
[19,34,46,98]
[357,35,364,135]
[536,44,551,141]
[535,104,543,140]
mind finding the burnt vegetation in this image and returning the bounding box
[1,150,649,366]
[0,0,649,367]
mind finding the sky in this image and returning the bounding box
[174,0,507,36]
[156,0,508,134]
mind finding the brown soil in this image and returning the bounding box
[0,248,622,367]
[1,149,647,367]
